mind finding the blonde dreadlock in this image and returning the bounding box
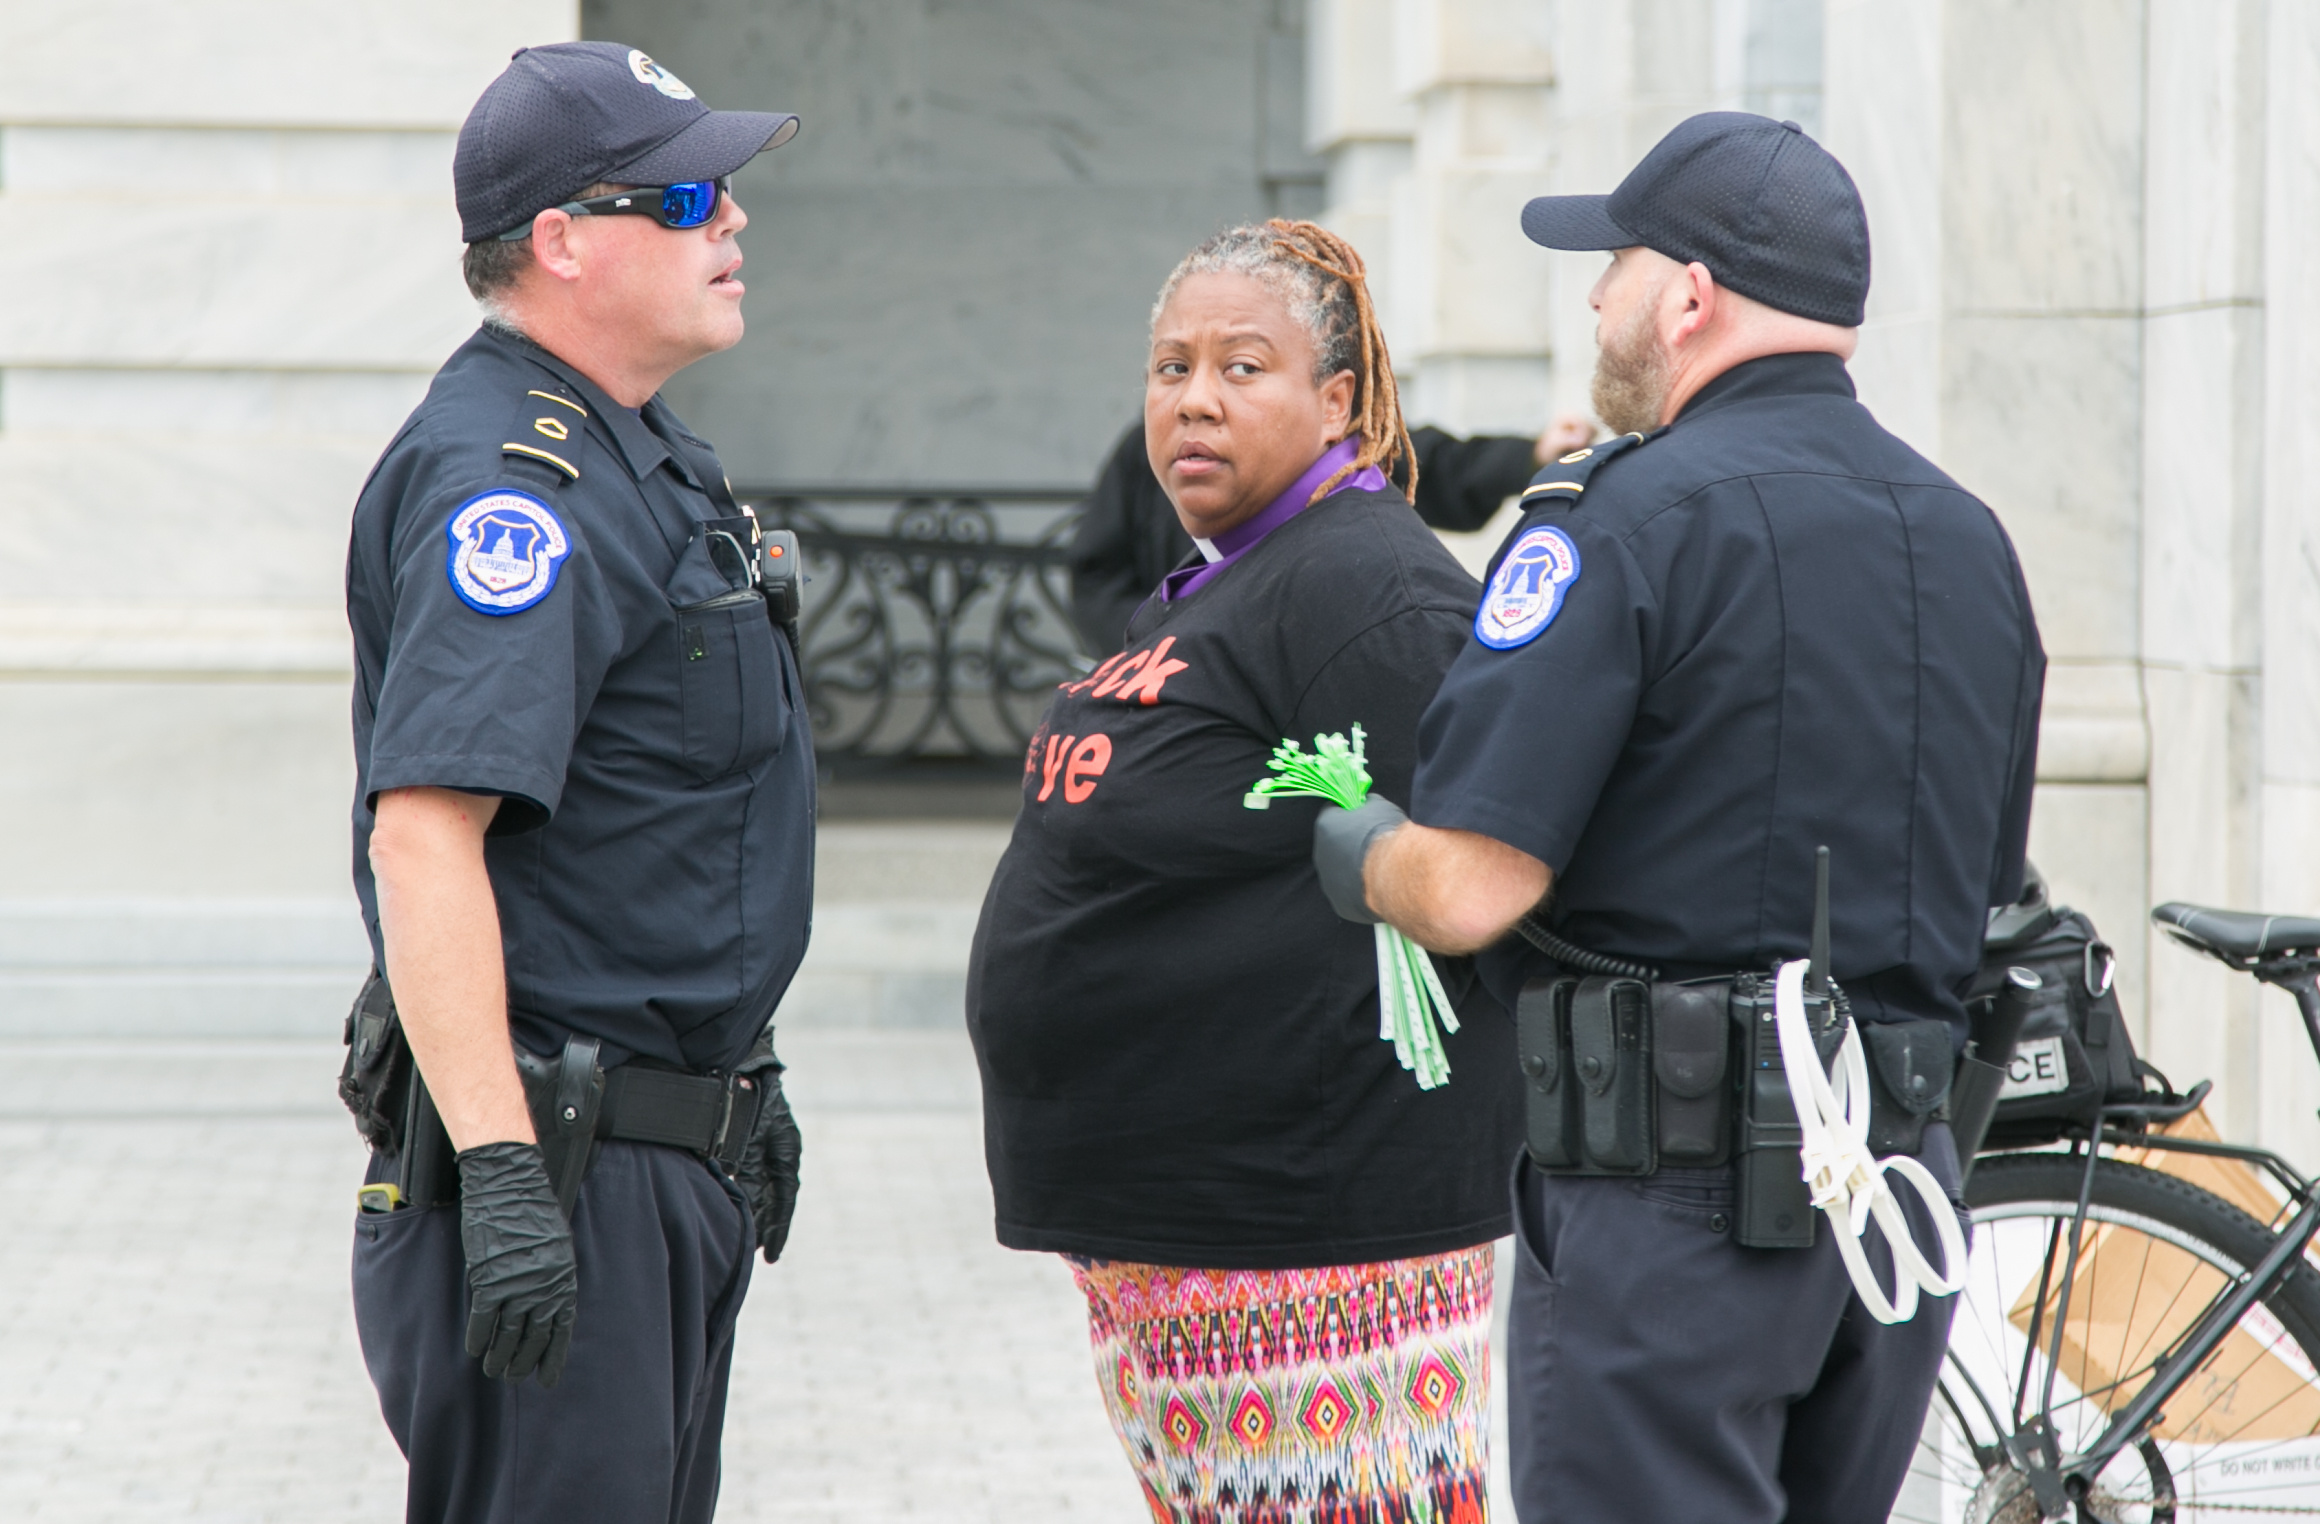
[1150,218,1418,507]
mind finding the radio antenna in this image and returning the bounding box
[1807,845,1831,996]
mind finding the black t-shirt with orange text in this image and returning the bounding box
[967,487,1523,1269]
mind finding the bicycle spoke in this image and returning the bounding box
[2019,1211,2068,1426]
[1939,1157,2320,1524]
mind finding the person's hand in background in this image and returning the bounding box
[1534,412,1598,464]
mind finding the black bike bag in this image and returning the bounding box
[1972,867,2149,1146]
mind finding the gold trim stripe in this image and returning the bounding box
[527,389,589,417]
[1521,480,1587,498]
[502,441,579,479]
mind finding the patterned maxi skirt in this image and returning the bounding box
[1068,1245,1495,1524]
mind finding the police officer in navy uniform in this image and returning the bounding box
[345,42,808,1523]
[1311,114,2045,1521]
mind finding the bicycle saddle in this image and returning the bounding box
[2152,902,2320,961]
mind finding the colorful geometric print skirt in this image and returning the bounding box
[1068,1245,1495,1524]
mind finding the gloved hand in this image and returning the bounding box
[732,1032,803,1263]
[1313,796,1408,924]
[457,1141,579,1388]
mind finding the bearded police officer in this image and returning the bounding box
[1312,114,2044,1521]
[342,42,809,1522]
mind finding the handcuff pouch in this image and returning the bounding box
[338,971,412,1156]
[1651,981,1732,1165]
[1861,1017,1954,1156]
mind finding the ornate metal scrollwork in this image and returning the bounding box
[738,488,1087,769]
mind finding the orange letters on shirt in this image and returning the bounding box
[1032,731,1115,804]
[1062,653,1127,696]
[1062,638,1189,706]
[1063,734,1112,802]
[1038,734,1072,801]
[1108,638,1187,705]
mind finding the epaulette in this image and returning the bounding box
[1515,427,1664,511]
[501,387,587,482]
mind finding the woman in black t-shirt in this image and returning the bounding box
[967,220,1523,1521]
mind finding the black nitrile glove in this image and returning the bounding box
[732,1032,803,1264]
[1313,796,1407,924]
[457,1141,579,1388]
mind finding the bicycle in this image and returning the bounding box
[1895,902,2320,1522]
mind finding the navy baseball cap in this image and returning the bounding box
[1520,112,1869,327]
[455,42,800,243]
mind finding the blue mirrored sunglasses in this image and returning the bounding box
[496,179,728,241]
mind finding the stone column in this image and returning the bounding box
[1389,0,1558,435]
[2142,0,2269,1146]
[1308,0,1417,341]
[2259,0,2320,1158]
[1822,0,1941,452]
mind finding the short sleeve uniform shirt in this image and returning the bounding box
[347,325,815,1073]
[1414,353,2044,1035]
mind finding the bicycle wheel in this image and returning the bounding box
[1893,1155,2320,1523]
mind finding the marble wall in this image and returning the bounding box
[0,2,573,1030]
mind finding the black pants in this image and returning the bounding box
[1507,1125,1965,1524]
[353,1140,754,1524]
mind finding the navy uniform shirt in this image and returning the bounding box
[1413,352,2044,1037]
[347,324,815,1073]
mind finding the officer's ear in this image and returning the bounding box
[529,210,588,286]
[1668,262,1719,346]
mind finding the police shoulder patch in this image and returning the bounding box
[1475,523,1582,650]
[445,489,571,616]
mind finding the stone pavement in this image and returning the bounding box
[0,1032,1516,1522]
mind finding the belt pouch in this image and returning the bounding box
[1731,973,1816,1248]
[1861,1017,1954,1155]
[514,1037,606,1218]
[1517,976,1581,1168]
[337,971,412,1155]
[397,1072,458,1209]
[1651,980,1732,1164]
[1571,975,1655,1174]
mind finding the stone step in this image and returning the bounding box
[0,821,1015,1038]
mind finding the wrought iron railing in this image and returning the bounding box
[735,486,1089,771]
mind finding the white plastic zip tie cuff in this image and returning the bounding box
[1773,959,1968,1323]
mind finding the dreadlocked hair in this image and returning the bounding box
[1149,218,1417,505]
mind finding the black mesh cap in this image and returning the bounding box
[1520,112,1869,327]
[455,41,800,243]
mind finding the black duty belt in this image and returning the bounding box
[599,1062,754,1163]
[515,1036,763,1214]
[343,970,763,1217]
